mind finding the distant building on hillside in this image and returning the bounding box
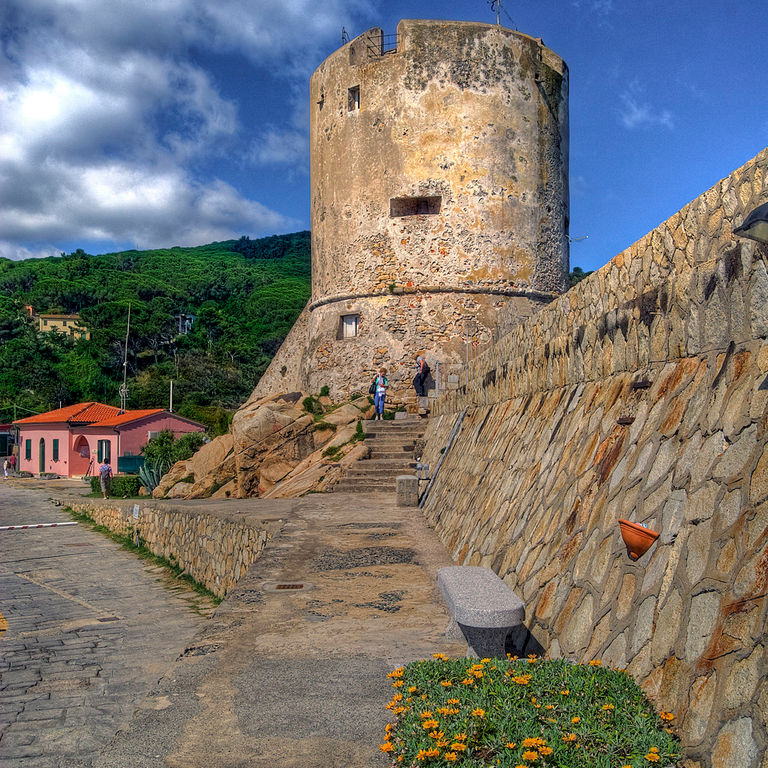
[26,307,90,340]
[14,402,204,477]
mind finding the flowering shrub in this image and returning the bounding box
[381,656,679,767]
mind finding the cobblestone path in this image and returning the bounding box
[0,485,214,768]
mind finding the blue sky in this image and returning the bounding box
[1,0,765,273]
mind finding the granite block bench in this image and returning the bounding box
[437,565,525,658]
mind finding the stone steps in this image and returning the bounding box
[330,419,428,494]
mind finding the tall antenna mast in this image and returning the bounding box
[119,303,131,412]
[489,0,502,25]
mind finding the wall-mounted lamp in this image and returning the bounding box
[733,202,768,244]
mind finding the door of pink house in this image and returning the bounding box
[71,436,92,476]
[38,438,45,474]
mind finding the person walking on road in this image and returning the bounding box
[99,459,112,499]
[8,454,16,475]
[2,459,8,479]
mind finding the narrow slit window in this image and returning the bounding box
[390,196,442,217]
[348,86,360,112]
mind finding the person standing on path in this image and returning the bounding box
[99,459,112,499]
[372,367,389,420]
[413,353,429,397]
[2,459,7,479]
[8,454,15,475]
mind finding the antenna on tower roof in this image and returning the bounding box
[488,0,501,25]
[342,26,349,44]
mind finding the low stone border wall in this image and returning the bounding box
[67,500,274,598]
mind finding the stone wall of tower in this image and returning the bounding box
[253,20,569,401]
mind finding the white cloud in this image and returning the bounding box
[618,81,673,130]
[0,0,373,258]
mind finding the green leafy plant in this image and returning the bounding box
[354,419,365,441]
[380,656,680,767]
[319,385,330,397]
[138,460,168,493]
[90,474,141,497]
[302,395,323,416]
[322,445,342,460]
[314,421,337,431]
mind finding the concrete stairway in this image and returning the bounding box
[332,417,427,493]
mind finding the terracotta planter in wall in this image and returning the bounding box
[618,519,660,561]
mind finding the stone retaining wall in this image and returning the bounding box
[420,148,768,768]
[67,501,272,598]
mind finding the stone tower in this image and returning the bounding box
[254,19,569,402]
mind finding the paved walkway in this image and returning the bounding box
[0,484,216,768]
[4,480,466,767]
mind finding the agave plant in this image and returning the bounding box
[138,459,170,493]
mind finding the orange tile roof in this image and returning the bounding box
[13,403,165,427]
[97,409,165,427]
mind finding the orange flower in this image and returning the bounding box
[571,717,580,724]
[433,653,448,660]
[419,711,434,719]
[441,680,453,687]
[428,730,445,740]
[522,738,546,748]
[602,704,615,711]
[387,667,404,678]
[408,686,417,693]
[461,678,474,685]
[545,704,554,710]
[422,719,439,730]
[540,747,553,756]
[425,748,440,758]
[392,680,404,687]
[445,753,457,762]
[446,698,460,705]
[562,733,577,743]
[659,711,675,721]
[505,743,517,749]
[522,750,539,761]
[379,742,394,752]
[471,708,485,718]
[560,689,570,695]
[453,733,467,742]
[450,743,467,751]
[645,754,660,763]
[589,659,601,666]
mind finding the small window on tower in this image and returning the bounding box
[348,86,360,112]
[390,196,442,217]
[340,314,359,338]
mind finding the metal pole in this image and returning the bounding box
[169,380,173,413]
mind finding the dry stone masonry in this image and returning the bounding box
[419,148,768,768]
[67,500,273,598]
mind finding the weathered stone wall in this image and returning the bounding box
[67,500,272,598]
[420,148,768,767]
[254,20,569,401]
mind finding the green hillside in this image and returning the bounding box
[0,232,311,432]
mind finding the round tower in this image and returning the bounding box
[300,20,568,401]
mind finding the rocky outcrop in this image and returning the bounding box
[155,392,372,499]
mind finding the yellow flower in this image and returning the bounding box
[659,711,675,721]
[425,748,440,758]
[450,743,467,751]
[522,750,539,761]
[571,717,580,724]
[445,753,458,762]
[437,740,449,748]
[562,733,577,743]
[392,680,404,687]
[589,659,601,666]
[387,667,404,678]
[422,719,439,729]
[447,698,460,705]
[461,678,474,685]
[385,724,393,733]
[453,733,467,742]
[505,743,517,749]
[602,704,614,711]
[397,757,404,764]
[408,686,418,693]
[645,754,660,763]
[428,730,445,740]
[649,747,659,753]
[420,711,434,719]
[472,708,485,718]
[379,743,394,752]
[480,657,491,663]
[522,738,546,748]
[472,670,484,678]
[560,689,570,695]
[441,680,453,687]
[545,704,554,710]
[433,653,448,660]
[416,749,428,761]
[393,706,405,714]
[539,747,553,756]
[512,675,532,685]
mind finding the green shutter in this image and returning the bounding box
[52,439,59,461]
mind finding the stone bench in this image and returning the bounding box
[437,565,525,658]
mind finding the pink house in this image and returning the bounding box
[14,402,205,477]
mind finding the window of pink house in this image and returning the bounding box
[97,440,111,463]
[25,439,31,460]
[52,439,59,461]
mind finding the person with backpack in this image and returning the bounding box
[413,353,430,397]
[371,367,389,420]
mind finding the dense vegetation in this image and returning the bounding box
[0,232,310,432]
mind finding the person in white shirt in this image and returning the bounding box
[372,367,389,420]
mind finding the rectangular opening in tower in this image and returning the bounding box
[390,196,442,217]
[348,86,360,112]
[339,314,359,338]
